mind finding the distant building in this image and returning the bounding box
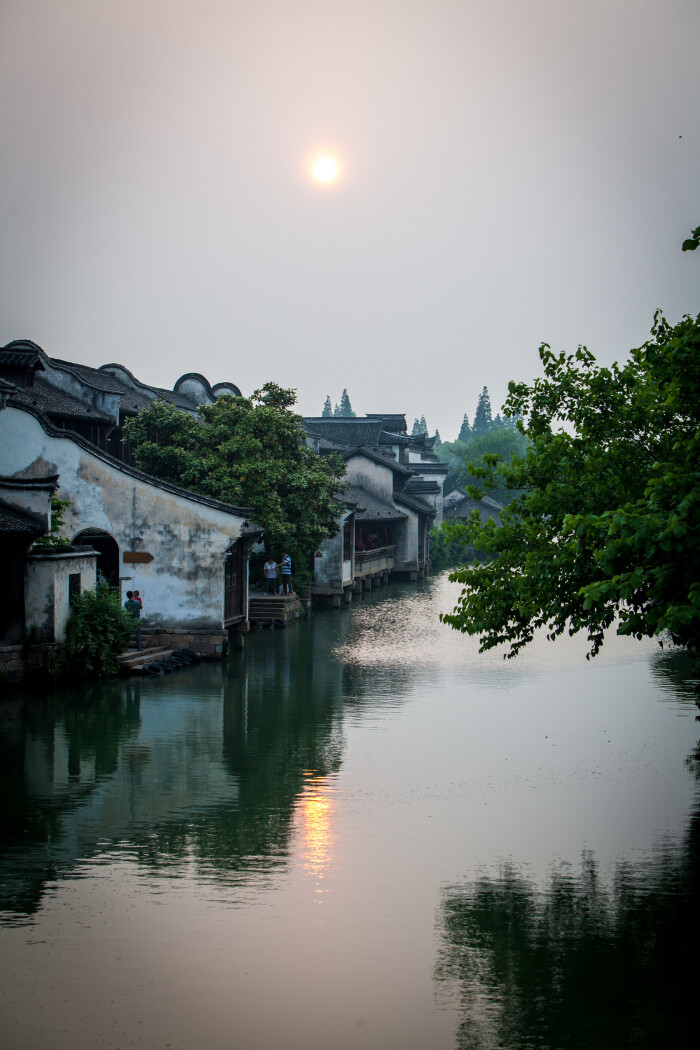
[301,414,446,600]
[443,488,503,523]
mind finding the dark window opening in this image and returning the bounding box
[224,540,244,623]
[355,523,395,552]
[69,573,81,606]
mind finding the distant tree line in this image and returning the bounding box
[418,386,529,502]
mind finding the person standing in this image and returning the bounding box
[263,556,278,595]
[123,590,142,650]
[279,551,292,595]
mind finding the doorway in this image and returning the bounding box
[73,529,120,587]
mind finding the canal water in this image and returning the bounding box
[1,574,698,1050]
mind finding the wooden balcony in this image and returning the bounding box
[354,544,396,578]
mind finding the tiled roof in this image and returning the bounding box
[4,342,243,431]
[409,461,450,474]
[0,499,45,535]
[445,489,502,511]
[344,485,407,521]
[50,358,127,393]
[116,388,156,414]
[444,493,503,519]
[303,419,386,446]
[152,386,200,409]
[405,478,440,495]
[0,340,45,372]
[52,360,200,414]
[394,492,435,517]
[364,413,407,433]
[11,378,114,422]
[0,350,43,370]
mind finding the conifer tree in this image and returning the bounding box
[458,414,471,443]
[322,395,333,417]
[472,387,493,437]
[419,414,428,434]
[338,388,356,417]
[411,418,422,435]
[333,403,340,417]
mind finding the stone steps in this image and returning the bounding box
[249,594,302,624]
[117,646,177,672]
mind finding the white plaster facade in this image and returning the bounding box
[343,451,433,574]
[312,506,354,600]
[25,548,98,643]
[0,404,254,636]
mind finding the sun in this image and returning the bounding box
[311,154,340,185]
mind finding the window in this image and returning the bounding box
[68,573,81,606]
[343,520,353,561]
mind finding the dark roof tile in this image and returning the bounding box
[11,379,114,422]
[344,484,407,521]
[405,478,440,494]
[50,359,126,393]
[0,500,45,535]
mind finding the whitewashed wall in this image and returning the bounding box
[25,549,97,642]
[1,406,250,633]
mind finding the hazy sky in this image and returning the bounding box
[2,0,698,439]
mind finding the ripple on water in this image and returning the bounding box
[333,574,660,679]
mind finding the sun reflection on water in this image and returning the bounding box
[295,772,336,905]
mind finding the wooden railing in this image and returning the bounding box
[354,544,396,568]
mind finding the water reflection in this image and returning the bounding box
[0,573,698,1050]
[0,609,350,921]
[435,813,699,1050]
[295,772,337,905]
[648,646,700,707]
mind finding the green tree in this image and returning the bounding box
[440,427,529,502]
[429,524,472,571]
[458,414,471,442]
[123,383,346,566]
[441,311,700,657]
[63,587,135,678]
[321,395,333,417]
[457,427,529,490]
[337,388,356,417]
[439,439,469,475]
[471,386,493,436]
